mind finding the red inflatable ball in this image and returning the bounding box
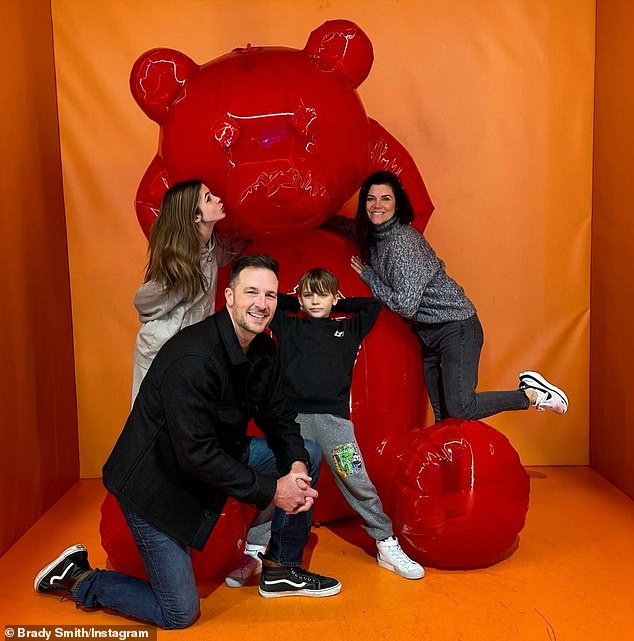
[392,419,530,569]
[100,492,255,585]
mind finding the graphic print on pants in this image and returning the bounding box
[331,442,364,477]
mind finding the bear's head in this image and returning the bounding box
[131,20,375,239]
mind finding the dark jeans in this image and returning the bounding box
[73,437,321,629]
[416,314,530,422]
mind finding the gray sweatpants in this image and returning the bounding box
[248,413,393,546]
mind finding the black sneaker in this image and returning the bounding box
[34,544,92,595]
[259,563,341,598]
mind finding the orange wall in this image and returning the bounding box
[0,1,79,555]
[51,0,593,475]
[591,0,634,497]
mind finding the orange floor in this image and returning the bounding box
[1,467,633,640]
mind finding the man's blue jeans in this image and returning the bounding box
[416,314,530,422]
[73,437,321,628]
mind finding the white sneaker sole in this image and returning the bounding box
[34,544,87,591]
[258,582,342,598]
[519,371,569,406]
[224,567,261,588]
[377,556,425,580]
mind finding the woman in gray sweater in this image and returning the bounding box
[350,171,568,421]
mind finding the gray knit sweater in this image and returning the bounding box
[360,217,476,324]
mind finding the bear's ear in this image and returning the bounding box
[130,48,199,124]
[304,20,373,89]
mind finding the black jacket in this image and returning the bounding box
[270,295,382,418]
[103,308,309,550]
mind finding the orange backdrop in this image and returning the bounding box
[50,0,593,476]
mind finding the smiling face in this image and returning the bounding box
[194,184,225,243]
[365,183,396,226]
[299,289,339,318]
[225,267,278,350]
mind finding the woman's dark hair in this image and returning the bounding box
[355,171,414,263]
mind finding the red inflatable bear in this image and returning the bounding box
[100,19,529,579]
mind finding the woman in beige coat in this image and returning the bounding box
[131,179,240,403]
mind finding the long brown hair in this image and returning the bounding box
[145,179,208,300]
[355,171,414,263]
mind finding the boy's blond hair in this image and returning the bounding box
[298,268,339,296]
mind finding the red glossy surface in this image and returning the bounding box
[130,19,434,239]
[392,419,530,569]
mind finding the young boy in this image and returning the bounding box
[225,268,424,588]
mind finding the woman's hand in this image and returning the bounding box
[351,255,366,275]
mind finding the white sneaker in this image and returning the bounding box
[225,544,266,588]
[519,370,569,415]
[376,536,425,580]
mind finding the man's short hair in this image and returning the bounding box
[298,268,339,297]
[228,254,279,287]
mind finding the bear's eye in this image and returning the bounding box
[213,117,240,149]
